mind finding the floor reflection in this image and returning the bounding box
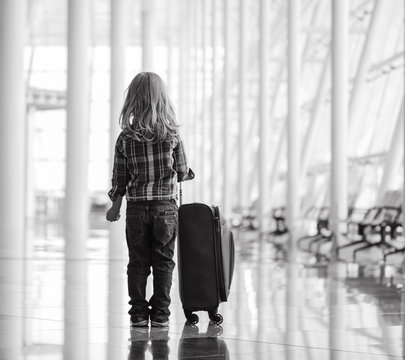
[0,221,403,359]
[64,260,88,360]
[128,327,170,360]
[178,323,229,359]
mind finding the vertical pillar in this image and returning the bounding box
[65,0,91,259]
[178,0,186,143]
[25,106,36,221]
[331,0,348,259]
[210,0,218,204]
[301,51,331,178]
[377,101,404,203]
[222,0,231,216]
[0,0,26,258]
[178,0,191,204]
[0,260,24,359]
[166,0,173,88]
[287,0,300,255]
[107,260,128,359]
[200,0,208,203]
[142,0,155,71]
[193,0,199,201]
[238,0,247,210]
[64,260,88,360]
[258,0,270,234]
[349,0,385,151]
[402,287,405,358]
[329,278,347,360]
[109,0,127,260]
[285,263,301,359]
[108,2,127,351]
[269,125,286,190]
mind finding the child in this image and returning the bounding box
[106,72,193,328]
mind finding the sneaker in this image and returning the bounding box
[130,319,149,328]
[151,319,169,327]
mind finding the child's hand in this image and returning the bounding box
[106,206,121,222]
[106,195,123,222]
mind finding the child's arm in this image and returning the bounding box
[106,134,129,222]
[173,138,194,181]
[106,194,123,222]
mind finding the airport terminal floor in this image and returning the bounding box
[0,215,404,360]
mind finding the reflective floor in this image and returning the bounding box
[0,218,404,360]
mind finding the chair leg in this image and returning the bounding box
[298,234,322,251]
[353,243,378,262]
[336,239,365,260]
[308,236,326,253]
[383,247,405,262]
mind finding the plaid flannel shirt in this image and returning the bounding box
[108,132,190,202]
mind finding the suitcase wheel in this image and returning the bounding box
[208,312,223,325]
[184,311,199,325]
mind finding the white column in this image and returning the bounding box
[192,0,199,202]
[222,0,231,216]
[210,0,218,205]
[108,3,127,348]
[329,278,347,360]
[142,0,155,71]
[107,260,128,359]
[64,260,88,360]
[258,0,270,234]
[200,0,208,203]
[402,288,405,357]
[331,0,348,259]
[349,0,385,152]
[287,0,300,256]
[301,51,331,178]
[109,0,127,260]
[269,124,286,190]
[178,0,192,204]
[25,106,36,222]
[238,0,247,210]
[178,0,187,138]
[0,260,24,359]
[377,101,404,203]
[65,0,90,259]
[0,0,26,258]
[166,0,173,88]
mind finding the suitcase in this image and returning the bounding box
[177,201,235,325]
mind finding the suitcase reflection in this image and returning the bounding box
[178,323,230,359]
[128,323,229,359]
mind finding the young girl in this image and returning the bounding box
[106,72,193,328]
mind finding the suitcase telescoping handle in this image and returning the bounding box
[179,168,195,206]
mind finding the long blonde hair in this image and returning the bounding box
[119,72,179,143]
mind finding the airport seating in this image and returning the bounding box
[336,190,403,263]
[297,206,331,259]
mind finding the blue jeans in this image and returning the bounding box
[125,199,178,323]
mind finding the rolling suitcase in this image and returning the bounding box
[177,194,235,325]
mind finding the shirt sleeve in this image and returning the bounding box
[173,137,191,182]
[108,134,130,201]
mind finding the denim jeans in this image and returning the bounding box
[126,199,178,323]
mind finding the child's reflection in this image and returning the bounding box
[128,327,170,360]
[178,323,229,359]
